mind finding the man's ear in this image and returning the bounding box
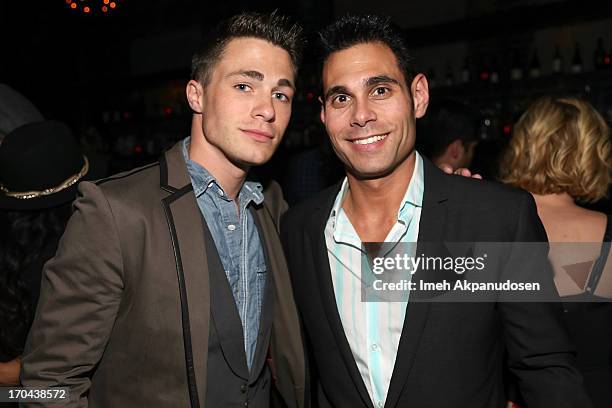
[319,96,326,125]
[186,80,204,114]
[411,73,429,119]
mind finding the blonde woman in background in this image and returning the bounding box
[500,96,612,408]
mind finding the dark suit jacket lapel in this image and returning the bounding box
[160,144,210,408]
[253,202,306,408]
[385,158,449,408]
[249,206,275,381]
[308,183,374,408]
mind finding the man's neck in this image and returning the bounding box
[342,152,416,242]
[188,127,248,201]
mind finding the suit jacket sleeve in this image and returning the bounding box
[20,182,124,407]
[499,193,593,408]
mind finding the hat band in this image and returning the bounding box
[0,156,89,200]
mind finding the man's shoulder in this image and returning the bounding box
[77,161,163,210]
[94,161,161,194]
[442,172,530,207]
[283,183,340,228]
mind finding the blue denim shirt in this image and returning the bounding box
[182,138,266,369]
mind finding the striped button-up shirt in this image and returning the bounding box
[324,152,424,408]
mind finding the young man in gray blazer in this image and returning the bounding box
[21,12,305,408]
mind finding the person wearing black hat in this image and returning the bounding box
[0,121,89,392]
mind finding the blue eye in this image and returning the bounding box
[273,92,290,102]
[235,84,251,92]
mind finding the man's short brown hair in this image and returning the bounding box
[191,11,304,85]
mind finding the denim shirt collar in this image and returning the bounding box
[182,137,264,205]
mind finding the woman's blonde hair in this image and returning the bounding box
[499,96,611,202]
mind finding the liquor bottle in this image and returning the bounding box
[479,57,490,82]
[461,57,470,83]
[552,45,563,74]
[594,37,605,70]
[570,42,583,74]
[490,57,499,84]
[510,50,523,81]
[529,48,541,78]
[444,61,454,86]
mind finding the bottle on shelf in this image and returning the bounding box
[594,37,605,70]
[444,61,454,86]
[510,49,523,81]
[490,57,499,84]
[479,57,490,83]
[552,45,563,74]
[461,57,470,83]
[529,48,541,78]
[570,42,583,74]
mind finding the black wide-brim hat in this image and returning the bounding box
[0,120,91,210]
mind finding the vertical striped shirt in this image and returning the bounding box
[324,152,424,408]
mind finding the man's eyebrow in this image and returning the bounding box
[277,78,295,91]
[226,70,264,81]
[364,75,400,87]
[323,85,350,102]
[227,70,295,90]
[323,76,399,102]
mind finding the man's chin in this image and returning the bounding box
[347,166,394,181]
[230,154,273,169]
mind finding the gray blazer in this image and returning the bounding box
[20,142,305,407]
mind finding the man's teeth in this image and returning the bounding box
[351,134,387,145]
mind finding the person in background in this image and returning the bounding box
[0,121,89,397]
[0,84,43,144]
[500,96,612,408]
[416,98,480,170]
[282,130,344,205]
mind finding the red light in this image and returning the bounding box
[604,56,611,65]
[103,0,110,3]
[102,6,108,12]
[110,2,116,8]
[66,0,72,4]
[83,6,90,13]
[134,145,143,154]
[163,107,173,115]
[306,92,315,101]
[480,71,489,81]
[503,124,512,135]
[70,2,77,9]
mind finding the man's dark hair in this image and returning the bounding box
[317,14,417,89]
[416,99,480,160]
[191,11,304,84]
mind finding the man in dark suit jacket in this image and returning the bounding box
[281,15,592,408]
[21,12,305,407]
